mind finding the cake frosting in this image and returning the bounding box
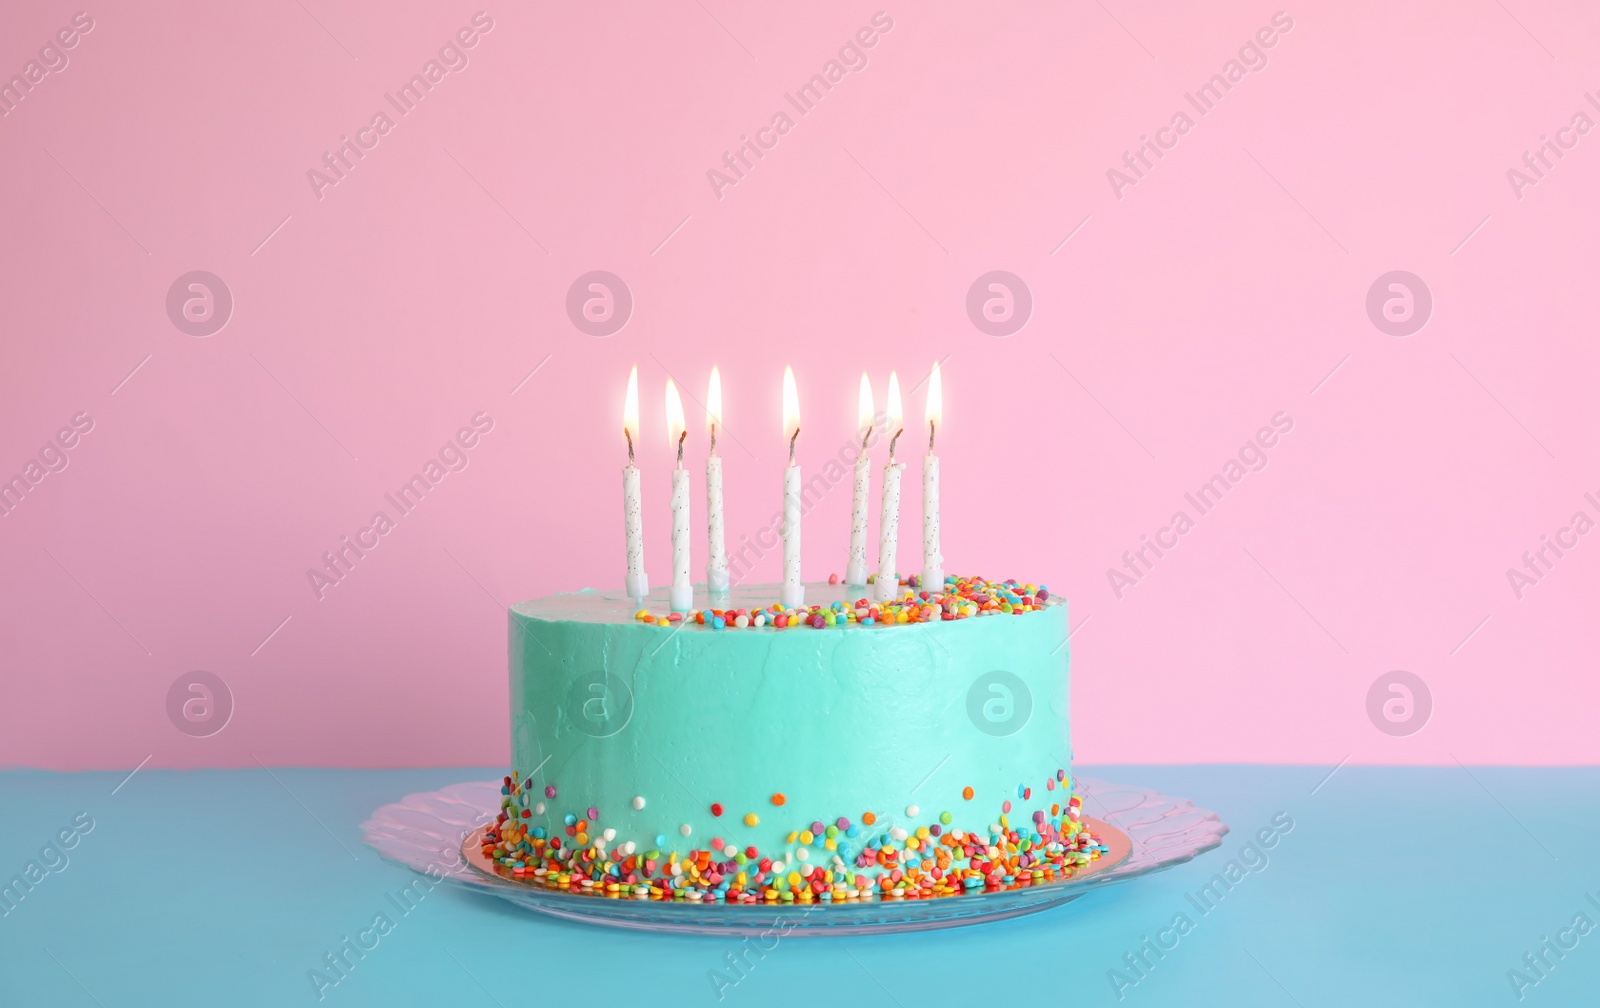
[486,577,1107,901]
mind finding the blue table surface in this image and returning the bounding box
[2,765,1597,1007]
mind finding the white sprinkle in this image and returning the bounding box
[534,802,545,815]
[603,828,617,842]
[632,795,645,810]
[795,847,809,862]
[890,827,908,841]
[905,804,919,817]
[680,824,692,836]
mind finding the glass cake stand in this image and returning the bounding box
[362,778,1228,935]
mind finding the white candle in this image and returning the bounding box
[875,371,904,603]
[921,361,944,593]
[845,373,873,587]
[622,366,648,601]
[780,365,804,609]
[705,366,729,595]
[665,378,693,612]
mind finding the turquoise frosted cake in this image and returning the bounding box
[483,577,1107,901]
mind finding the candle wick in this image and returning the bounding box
[928,420,936,454]
[861,428,870,453]
[709,423,717,457]
[788,427,800,466]
[676,430,686,467]
[625,427,634,465]
[889,427,903,461]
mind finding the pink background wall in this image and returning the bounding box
[2,1,1595,770]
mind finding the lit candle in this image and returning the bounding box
[665,378,692,613]
[621,365,648,601]
[845,373,874,587]
[922,361,944,593]
[705,366,729,595]
[780,365,804,609]
[875,371,904,603]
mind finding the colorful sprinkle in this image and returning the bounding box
[627,575,1057,632]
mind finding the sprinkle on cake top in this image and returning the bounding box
[631,574,1058,629]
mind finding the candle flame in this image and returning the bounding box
[782,365,800,444]
[925,361,942,444]
[857,373,875,436]
[706,365,723,436]
[665,377,686,451]
[623,365,640,446]
[885,371,903,432]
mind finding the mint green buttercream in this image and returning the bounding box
[508,582,1070,861]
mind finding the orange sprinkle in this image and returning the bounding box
[862,811,876,826]
[771,793,786,806]
[962,786,974,800]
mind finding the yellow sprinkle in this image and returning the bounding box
[744,813,759,827]
[800,830,814,844]
[787,831,799,843]
[656,617,670,626]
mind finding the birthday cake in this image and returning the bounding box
[483,576,1107,902]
